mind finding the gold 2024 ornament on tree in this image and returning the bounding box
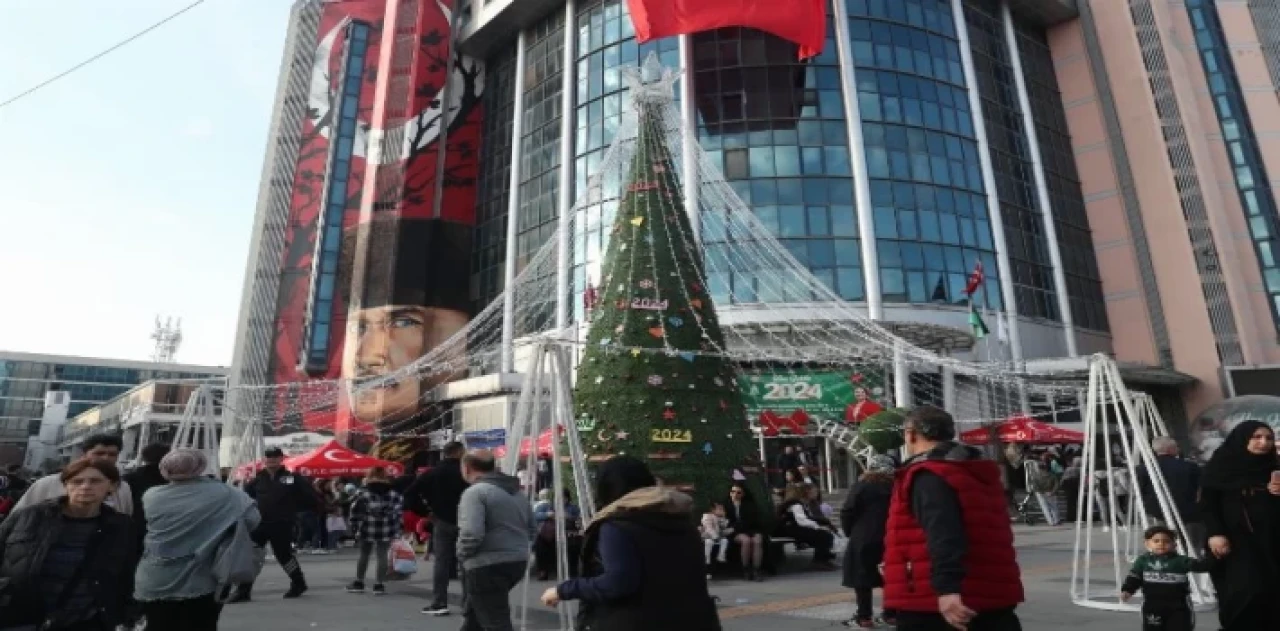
[572,56,771,521]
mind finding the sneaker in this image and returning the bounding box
[283,583,308,599]
[840,619,875,629]
[372,584,386,596]
[346,581,365,593]
[875,614,897,627]
[422,604,450,616]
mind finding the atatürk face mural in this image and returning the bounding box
[267,0,483,459]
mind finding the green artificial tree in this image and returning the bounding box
[573,59,771,521]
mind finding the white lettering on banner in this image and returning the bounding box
[630,298,669,311]
[761,382,824,401]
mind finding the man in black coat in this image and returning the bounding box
[1136,437,1202,544]
[233,448,319,601]
[123,443,170,546]
[404,441,469,615]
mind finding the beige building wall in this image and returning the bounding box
[1045,0,1280,416]
[1161,2,1275,365]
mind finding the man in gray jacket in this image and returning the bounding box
[456,450,535,631]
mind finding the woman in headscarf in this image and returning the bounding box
[538,456,720,631]
[1199,420,1280,631]
[134,449,260,631]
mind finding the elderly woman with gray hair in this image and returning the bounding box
[134,449,260,631]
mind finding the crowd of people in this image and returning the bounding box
[0,408,1277,631]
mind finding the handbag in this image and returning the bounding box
[211,508,260,602]
[325,515,347,532]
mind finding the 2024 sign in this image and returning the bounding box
[650,428,693,443]
[760,381,824,401]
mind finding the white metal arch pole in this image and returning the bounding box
[951,0,1026,373]
[1000,0,1077,356]
[678,35,700,243]
[502,31,529,373]
[831,0,882,319]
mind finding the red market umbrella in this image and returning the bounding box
[283,440,403,478]
[959,416,1084,445]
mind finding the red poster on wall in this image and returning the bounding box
[268,0,483,464]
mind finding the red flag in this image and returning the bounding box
[964,261,985,296]
[627,0,827,59]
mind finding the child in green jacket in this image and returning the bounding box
[1120,525,1212,631]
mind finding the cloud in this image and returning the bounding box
[181,116,215,138]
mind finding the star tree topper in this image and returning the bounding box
[622,53,682,106]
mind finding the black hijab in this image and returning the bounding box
[594,456,657,508]
[1201,420,1278,490]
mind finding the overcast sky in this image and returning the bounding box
[0,1,293,367]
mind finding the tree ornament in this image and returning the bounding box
[594,375,604,384]
[639,279,654,289]
[648,327,664,338]
[630,348,641,357]
[668,316,684,327]
[615,430,630,440]
[647,375,663,386]
[702,442,713,455]
[691,298,703,309]
[662,409,676,421]
[630,216,644,226]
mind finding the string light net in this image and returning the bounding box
[220,55,1095,481]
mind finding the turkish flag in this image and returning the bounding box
[627,0,826,59]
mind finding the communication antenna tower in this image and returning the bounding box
[151,316,183,363]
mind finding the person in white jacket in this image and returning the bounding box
[700,501,731,576]
[13,434,133,515]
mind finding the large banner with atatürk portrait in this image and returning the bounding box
[266,0,483,465]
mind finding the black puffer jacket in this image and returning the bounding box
[245,467,319,524]
[0,499,136,628]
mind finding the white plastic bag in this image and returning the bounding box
[831,534,849,555]
[326,515,347,532]
[390,537,418,575]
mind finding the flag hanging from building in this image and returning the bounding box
[969,302,989,339]
[626,0,827,59]
[963,261,984,296]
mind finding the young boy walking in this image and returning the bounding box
[1120,525,1211,631]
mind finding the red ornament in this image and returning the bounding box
[662,409,677,421]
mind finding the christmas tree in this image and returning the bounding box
[573,58,771,520]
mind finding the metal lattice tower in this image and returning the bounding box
[150,316,183,363]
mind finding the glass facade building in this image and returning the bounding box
[0,351,225,459]
[463,0,1110,367]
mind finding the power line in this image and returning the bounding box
[0,0,207,110]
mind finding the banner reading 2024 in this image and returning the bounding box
[738,369,888,423]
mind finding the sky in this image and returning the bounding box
[0,0,295,367]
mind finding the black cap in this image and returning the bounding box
[264,448,285,458]
[338,217,474,313]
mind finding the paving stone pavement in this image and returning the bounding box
[219,525,1206,630]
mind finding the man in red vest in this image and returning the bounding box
[882,406,1024,630]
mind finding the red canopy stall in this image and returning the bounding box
[493,428,557,459]
[959,416,1085,445]
[283,440,403,478]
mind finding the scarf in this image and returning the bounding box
[1201,420,1278,490]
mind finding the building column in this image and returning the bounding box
[831,0,882,320]
[1000,0,1078,357]
[942,364,956,412]
[893,339,912,409]
[555,0,578,334]
[678,35,700,242]
[952,0,1024,367]
[501,30,529,373]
